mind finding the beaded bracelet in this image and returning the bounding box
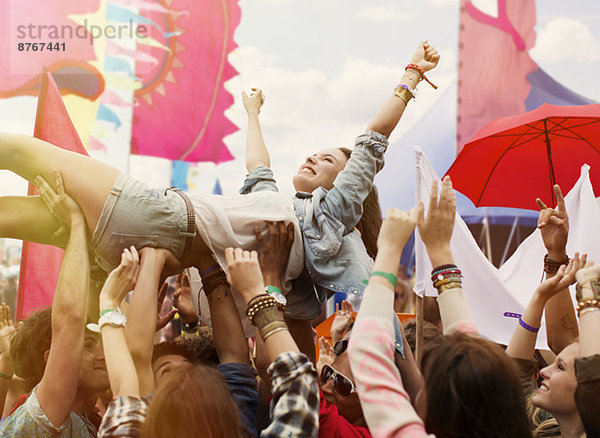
[245,295,283,325]
[431,264,460,277]
[519,317,539,333]
[576,298,600,316]
[405,63,438,89]
[432,270,462,281]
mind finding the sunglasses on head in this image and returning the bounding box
[320,364,357,398]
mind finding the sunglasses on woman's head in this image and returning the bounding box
[320,364,357,398]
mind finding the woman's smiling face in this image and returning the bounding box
[532,342,579,417]
[292,148,348,193]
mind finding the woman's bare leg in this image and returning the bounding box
[0,133,120,237]
[0,196,67,247]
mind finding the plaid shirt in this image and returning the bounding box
[262,351,319,438]
[98,396,147,438]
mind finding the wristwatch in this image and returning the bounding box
[266,285,287,306]
[98,309,127,329]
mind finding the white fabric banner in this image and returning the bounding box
[414,146,600,348]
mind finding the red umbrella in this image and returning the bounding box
[446,103,600,210]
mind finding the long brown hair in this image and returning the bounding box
[421,333,532,438]
[339,147,382,259]
[141,363,243,438]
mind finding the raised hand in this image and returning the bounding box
[99,246,140,309]
[0,304,16,358]
[172,272,198,324]
[34,170,84,238]
[575,260,600,286]
[536,253,585,301]
[417,176,456,266]
[377,207,419,255]
[537,185,568,260]
[242,88,265,115]
[330,300,354,344]
[224,248,265,303]
[410,41,440,73]
[316,337,335,376]
[155,281,178,331]
[254,221,294,287]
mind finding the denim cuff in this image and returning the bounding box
[239,165,278,194]
[355,131,389,157]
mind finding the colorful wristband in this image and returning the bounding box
[518,317,539,333]
[371,271,398,288]
[266,285,282,294]
[0,372,12,381]
[99,308,117,317]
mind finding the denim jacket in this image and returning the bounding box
[240,131,387,296]
[240,131,404,356]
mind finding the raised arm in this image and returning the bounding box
[574,262,600,357]
[537,185,579,353]
[0,304,17,416]
[99,247,141,398]
[348,207,428,437]
[417,176,476,335]
[366,41,439,137]
[224,248,319,437]
[124,247,170,395]
[243,89,270,172]
[196,253,249,364]
[506,255,582,360]
[34,171,90,428]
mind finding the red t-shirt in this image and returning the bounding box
[318,390,371,437]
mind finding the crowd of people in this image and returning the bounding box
[0,40,597,437]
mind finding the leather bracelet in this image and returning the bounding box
[258,319,288,340]
[202,271,228,295]
[544,254,570,274]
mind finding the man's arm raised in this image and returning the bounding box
[34,171,90,427]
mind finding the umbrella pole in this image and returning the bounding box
[543,119,557,206]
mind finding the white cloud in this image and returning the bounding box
[531,17,600,63]
[357,6,411,23]
[215,44,456,196]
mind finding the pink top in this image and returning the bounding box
[348,283,478,437]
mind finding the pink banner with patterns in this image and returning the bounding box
[130,0,240,163]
